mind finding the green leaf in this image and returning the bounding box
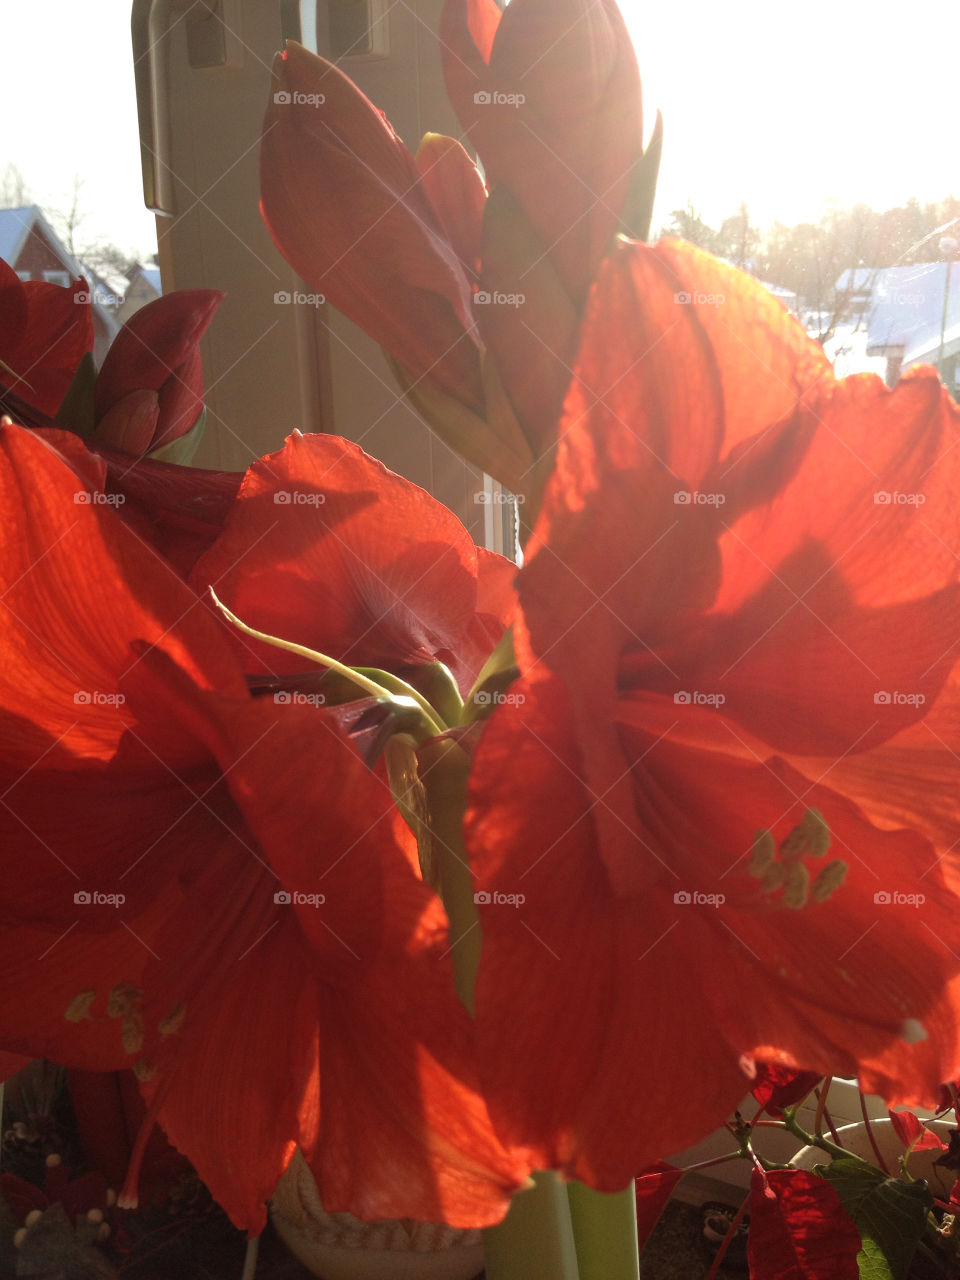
[815,1158,932,1280]
[54,351,98,436]
[618,110,663,243]
[146,408,206,465]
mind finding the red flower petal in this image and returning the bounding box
[747,1169,860,1279]
[466,673,960,1183]
[415,134,486,282]
[190,432,495,692]
[0,260,93,415]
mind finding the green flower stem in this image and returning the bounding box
[780,1110,862,1163]
[415,742,581,1279]
[352,666,448,733]
[483,1172,581,1280]
[415,737,481,1013]
[208,590,444,735]
[566,1182,639,1280]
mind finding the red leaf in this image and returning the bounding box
[752,1064,822,1117]
[747,1169,860,1279]
[635,1162,683,1250]
[888,1108,947,1152]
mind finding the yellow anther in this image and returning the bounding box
[65,990,96,1022]
[121,1010,145,1055]
[133,1059,157,1082]
[107,982,142,1018]
[158,1001,186,1038]
[783,861,810,909]
[24,1210,42,1229]
[760,863,786,894]
[781,809,830,860]
[749,830,776,877]
[811,859,848,903]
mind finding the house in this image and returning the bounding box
[834,267,875,318]
[0,204,118,364]
[117,263,161,324]
[865,262,960,392]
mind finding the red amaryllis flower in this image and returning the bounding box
[260,42,485,413]
[0,424,526,1231]
[440,0,644,303]
[92,290,223,458]
[464,237,960,1187]
[0,258,93,416]
[189,431,516,696]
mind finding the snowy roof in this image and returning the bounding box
[0,205,42,267]
[835,267,875,294]
[761,281,798,305]
[0,204,85,280]
[865,263,960,361]
[0,205,118,343]
[128,263,162,295]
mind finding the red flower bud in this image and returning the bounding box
[260,43,484,411]
[93,290,222,456]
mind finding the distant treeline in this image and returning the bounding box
[660,196,960,306]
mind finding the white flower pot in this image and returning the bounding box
[270,1150,485,1280]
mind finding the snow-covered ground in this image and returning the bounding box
[817,321,888,380]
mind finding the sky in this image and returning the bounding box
[1,0,955,263]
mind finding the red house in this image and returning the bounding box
[0,205,118,365]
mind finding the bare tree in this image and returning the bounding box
[0,164,30,209]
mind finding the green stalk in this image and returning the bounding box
[567,1183,639,1280]
[416,742,579,1278]
[483,1172,581,1280]
[209,590,444,735]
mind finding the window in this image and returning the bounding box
[42,269,70,287]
